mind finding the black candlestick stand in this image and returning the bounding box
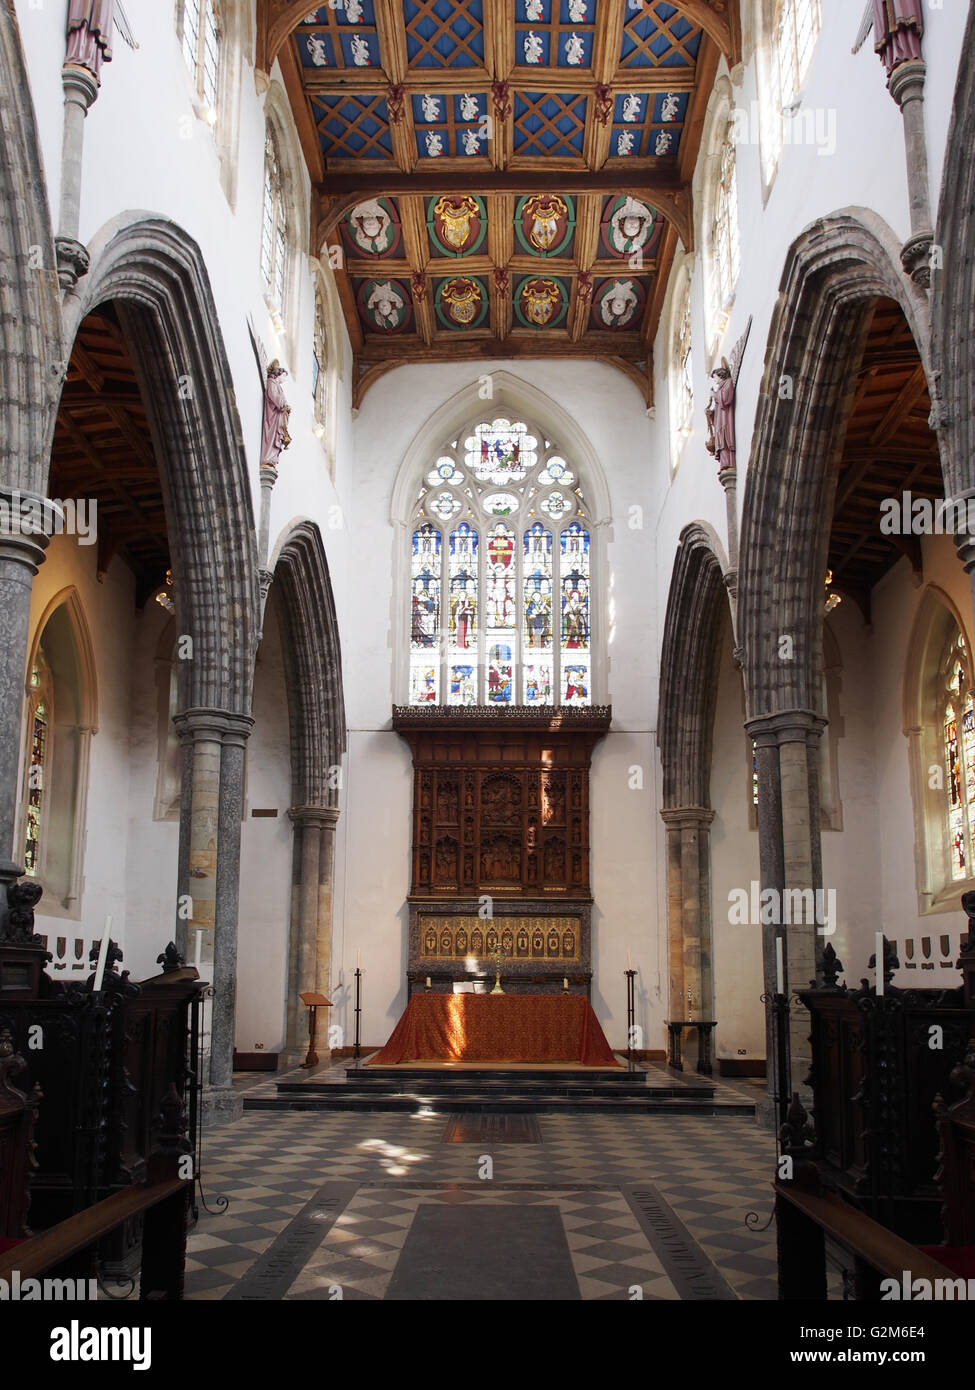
[624,968,637,1069]
[354,967,362,1063]
[771,987,792,1132]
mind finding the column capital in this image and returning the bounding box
[61,63,99,110]
[173,708,254,744]
[660,806,715,831]
[888,58,926,108]
[288,805,340,829]
[746,710,827,746]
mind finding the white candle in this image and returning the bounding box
[425,976,431,988]
[356,949,361,970]
[92,917,112,993]
[775,937,784,995]
[876,931,885,996]
[194,929,202,969]
[563,977,568,990]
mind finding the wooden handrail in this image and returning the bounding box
[0,1178,190,1281]
[775,1181,953,1281]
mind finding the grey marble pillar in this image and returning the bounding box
[209,712,253,1097]
[0,495,59,869]
[747,709,827,1120]
[888,60,934,287]
[284,805,340,1064]
[660,806,715,1050]
[56,64,98,290]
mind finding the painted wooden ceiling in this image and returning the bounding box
[258,0,740,404]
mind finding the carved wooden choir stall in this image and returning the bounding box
[0,886,203,1294]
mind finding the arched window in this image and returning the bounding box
[759,0,822,183]
[262,127,289,317]
[408,418,593,708]
[21,594,97,915]
[178,0,221,117]
[904,590,975,913]
[670,268,694,467]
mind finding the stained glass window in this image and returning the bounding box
[410,523,441,703]
[448,523,478,706]
[560,522,590,705]
[408,418,594,706]
[24,656,52,878]
[943,635,975,881]
[524,523,553,705]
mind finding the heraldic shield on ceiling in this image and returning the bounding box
[282,0,731,403]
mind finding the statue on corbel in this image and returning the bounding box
[66,0,115,82]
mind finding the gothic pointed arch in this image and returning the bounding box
[271,519,346,808]
[658,522,732,810]
[0,2,63,495]
[62,213,260,716]
[738,210,938,722]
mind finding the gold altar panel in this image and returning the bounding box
[419,915,581,962]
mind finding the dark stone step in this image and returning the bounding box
[243,1093,754,1116]
[347,1065,633,1082]
[277,1079,709,1099]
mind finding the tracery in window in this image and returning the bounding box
[178,0,220,118]
[408,420,592,707]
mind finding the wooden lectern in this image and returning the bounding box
[299,992,333,1068]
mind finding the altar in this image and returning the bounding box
[368,993,619,1066]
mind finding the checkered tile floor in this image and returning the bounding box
[185,1106,779,1300]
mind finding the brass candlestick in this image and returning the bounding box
[490,950,504,995]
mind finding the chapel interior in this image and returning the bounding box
[1,0,975,1318]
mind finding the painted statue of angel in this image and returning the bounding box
[421,93,440,122]
[622,94,642,123]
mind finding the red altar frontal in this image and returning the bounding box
[368,993,619,1066]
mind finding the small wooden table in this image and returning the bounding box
[666,1020,717,1076]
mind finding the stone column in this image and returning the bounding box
[257,461,277,624]
[172,710,224,951]
[747,710,826,1120]
[660,807,715,1054]
[284,805,340,1065]
[56,65,98,290]
[209,713,253,1105]
[887,61,934,286]
[0,497,59,868]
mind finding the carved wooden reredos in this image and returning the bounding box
[392,706,611,899]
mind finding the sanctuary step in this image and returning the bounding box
[242,1060,757,1117]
